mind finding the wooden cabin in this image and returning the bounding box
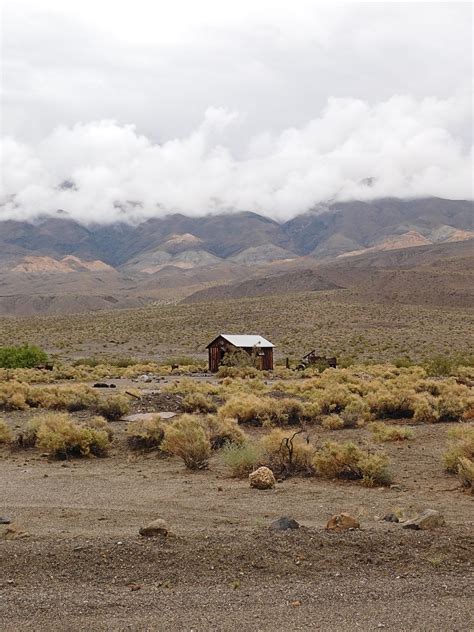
[206,334,274,372]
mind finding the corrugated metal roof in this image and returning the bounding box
[219,334,274,348]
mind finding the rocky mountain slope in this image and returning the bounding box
[0,197,472,314]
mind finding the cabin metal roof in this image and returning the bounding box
[207,334,274,348]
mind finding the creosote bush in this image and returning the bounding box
[127,416,165,451]
[313,440,392,487]
[23,412,110,458]
[162,414,211,469]
[369,422,415,442]
[0,344,49,369]
[0,419,12,444]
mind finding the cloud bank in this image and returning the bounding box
[1,95,472,224]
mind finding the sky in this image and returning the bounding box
[0,1,472,223]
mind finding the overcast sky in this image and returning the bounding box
[1,1,472,223]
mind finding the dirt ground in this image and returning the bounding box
[1,406,473,632]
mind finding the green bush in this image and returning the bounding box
[221,442,262,477]
[0,345,49,369]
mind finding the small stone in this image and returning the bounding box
[382,513,399,523]
[402,509,445,530]
[0,517,11,525]
[249,466,276,490]
[139,518,168,537]
[326,513,360,532]
[269,516,300,531]
[2,524,30,540]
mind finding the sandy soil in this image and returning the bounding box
[1,415,473,631]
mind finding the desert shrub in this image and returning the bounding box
[84,415,114,439]
[217,394,303,427]
[260,429,314,476]
[424,355,454,377]
[182,392,217,413]
[221,441,262,477]
[340,399,371,427]
[313,441,392,486]
[28,412,110,458]
[457,457,474,493]
[0,419,12,444]
[0,344,49,369]
[412,395,440,423]
[320,414,344,430]
[25,384,99,412]
[201,415,246,449]
[216,365,259,379]
[162,414,211,469]
[444,425,474,472]
[369,422,414,442]
[436,390,467,422]
[367,389,417,419]
[95,394,130,420]
[127,416,165,451]
[0,381,28,410]
[315,384,354,414]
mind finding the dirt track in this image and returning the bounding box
[1,421,473,631]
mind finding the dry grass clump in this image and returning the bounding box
[162,414,211,469]
[182,392,217,413]
[0,419,13,444]
[369,422,415,442]
[260,429,314,476]
[0,382,102,412]
[221,441,262,477]
[313,441,392,487]
[126,416,165,451]
[201,415,246,449]
[94,394,130,420]
[23,412,110,458]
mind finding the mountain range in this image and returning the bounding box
[0,197,472,314]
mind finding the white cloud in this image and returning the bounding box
[1,95,472,223]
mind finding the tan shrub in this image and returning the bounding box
[221,441,262,477]
[0,381,28,410]
[320,414,344,430]
[369,422,415,442]
[260,429,314,476]
[127,416,165,451]
[182,392,217,413]
[217,394,303,427]
[201,415,246,449]
[457,457,474,493]
[0,419,12,444]
[162,414,211,469]
[30,412,110,458]
[444,425,474,472]
[95,394,130,420]
[313,440,392,486]
[84,415,114,439]
[412,395,440,423]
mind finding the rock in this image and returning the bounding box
[270,516,300,531]
[382,513,400,523]
[138,374,153,383]
[326,513,360,532]
[139,518,168,537]
[402,509,445,530]
[249,466,276,490]
[0,517,11,525]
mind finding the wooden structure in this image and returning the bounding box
[298,350,337,370]
[206,334,274,372]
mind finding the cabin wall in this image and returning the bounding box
[208,338,273,372]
